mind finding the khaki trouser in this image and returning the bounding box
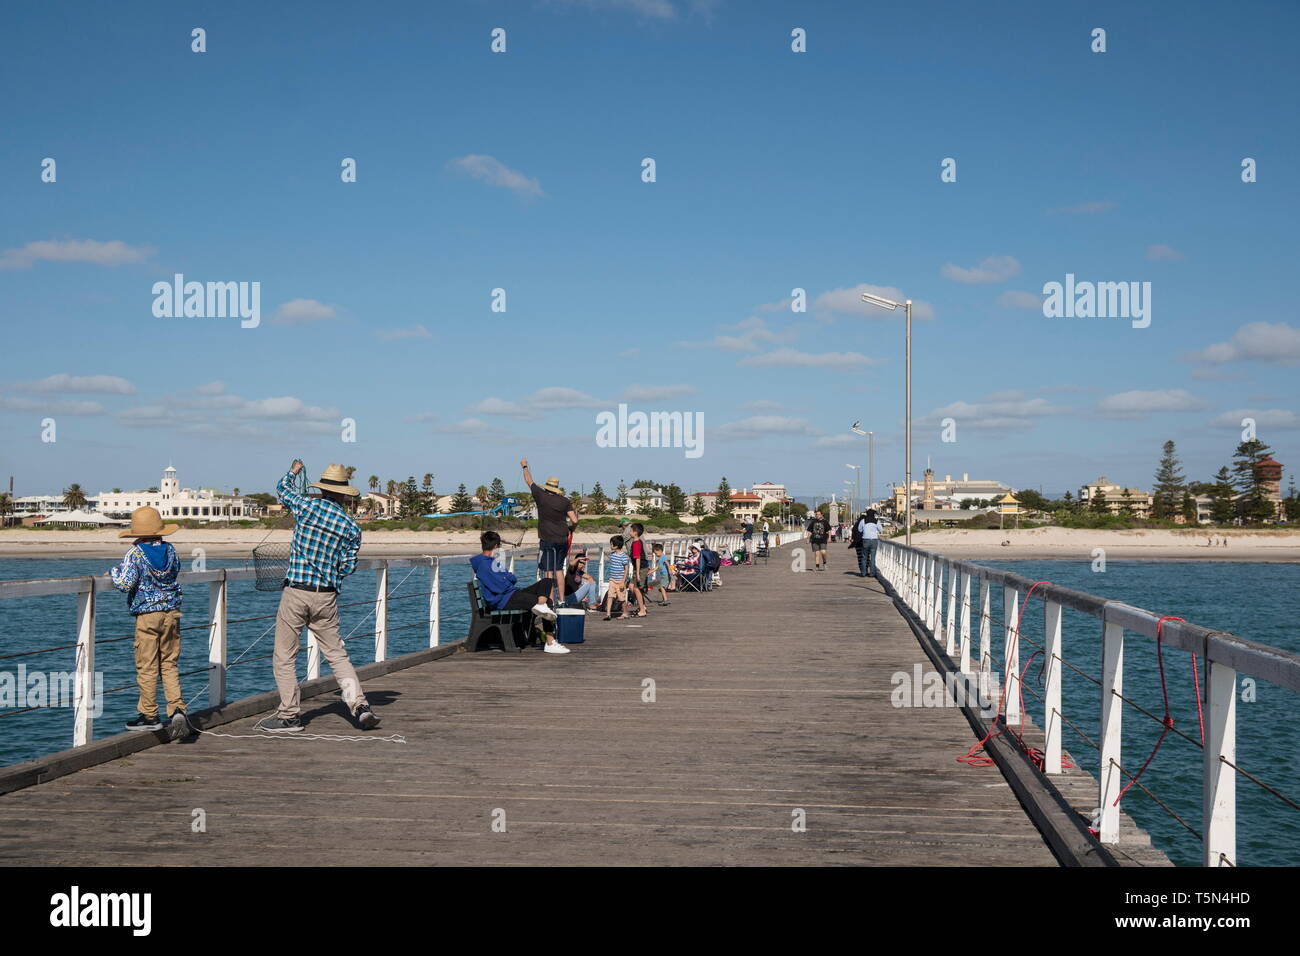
[133,610,184,718]
[273,587,368,719]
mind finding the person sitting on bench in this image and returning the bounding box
[470,531,568,655]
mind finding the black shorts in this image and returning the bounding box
[811,538,828,549]
[538,540,569,572]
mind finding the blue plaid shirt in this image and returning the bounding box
[277,469,361,589]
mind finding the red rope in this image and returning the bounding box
[1112,615,1185,806]
[1191,651,1205,744]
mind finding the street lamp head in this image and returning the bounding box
[861,291,900,311]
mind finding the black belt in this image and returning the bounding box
[285,581,337,593]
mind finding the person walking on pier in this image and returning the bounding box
[806,510,831,570]
[262,461,380,733]
[855,509,883,577]
[108,507,189,735]
[521,457,578,611]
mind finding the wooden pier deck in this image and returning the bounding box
[1,547,1082,866]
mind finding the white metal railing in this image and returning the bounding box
[1,526,791,754]
[873,538,1300,868]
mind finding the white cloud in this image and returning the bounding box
[810,434,859,448]
[738,348,883,369]
[925,391,1071,431]
[1047,200,1118,215]
[1097,389,1205,419]
[0,239,153,270]
[714,416,812,439]
[376,324,432,342]
[621,384,697,401]
[271,299,338,325]
[941,255,1020,284]
[1146,244,1185,261]
[813,284,936,320]
[0,396,105,416]
[195,381,225,395]
[744,399,784,411]
[241,396,337,421]
[546,0,677,18]
[449,154,544,198]
[997,290,1041,309]
[1188,322,1300,367]
[1209,408,1300,430]
[466,397,543,420]
[15,373,136,395]
[530,386,605,409]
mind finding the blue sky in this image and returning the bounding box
[2,0,1297,503]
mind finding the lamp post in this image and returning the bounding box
[859,293,912,545]
[850,423,875,511]
[845,465,861,516]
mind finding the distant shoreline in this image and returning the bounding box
[0,526,1296,563]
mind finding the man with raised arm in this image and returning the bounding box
[261,460,380,733]
[520,456,579,613]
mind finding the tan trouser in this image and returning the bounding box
[133,610,184,718]
[273,587,367,719]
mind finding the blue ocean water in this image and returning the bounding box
[977,560,1299,868]
[0,555,517,768]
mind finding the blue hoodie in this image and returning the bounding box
[470,553,517,610]
[109,540,182,615]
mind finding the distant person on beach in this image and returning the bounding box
[473,531,567,651]
[262,461,381,732]
[807,511,830,570]
[521,457,578,611]
[107,507,190,736]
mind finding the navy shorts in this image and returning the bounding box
[538,540,569,572]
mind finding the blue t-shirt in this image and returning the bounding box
[606,550,630,581]
[470,553,517,610]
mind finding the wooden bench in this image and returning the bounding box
[466,579,536,653]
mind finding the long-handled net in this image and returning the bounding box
[250,461,309,591]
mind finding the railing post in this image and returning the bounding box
[1004,585,1020,725]
[429,557,440,647]
[931,557,942,636]
[208,571,227,708]
[374,562,389,663]
[1098,620,1124,844]
[945,561,957,656]
[598,547,607,594]
[978,578,992,702]
[959,570,972,675]
[1203,659,1237,867]
[1043,599,1062,774]
[73,579,96,747]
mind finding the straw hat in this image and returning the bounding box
[543,476,562,493]
[119,506,179,539]
[309,463,360,497]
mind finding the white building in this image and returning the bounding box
[751,482,788,508]
[96,466,253,522]
[622,487,669,513]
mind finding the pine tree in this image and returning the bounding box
[588,482,609,514]
[664,483,688,515]
[1209,466,1236,524]
[1180,489,1198,524]
[451,483,474,513]
[1151,440,1185,520]
[615,482,628,515]
[1285,479,1300,522]
[1089,488,1110,516]
[716,477,733,516]
[399,477,423,518]
[1231,438,1275,523]
[1119,488,1135,517]
[489,477,506,503]
[691,495,707,517]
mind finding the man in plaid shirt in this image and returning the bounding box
[261,460,380,733]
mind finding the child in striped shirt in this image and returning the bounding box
[602,535,631,621]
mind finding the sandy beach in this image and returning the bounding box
[905,527,1300,562]
[0,526,1296,562]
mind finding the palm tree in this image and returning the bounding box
[345,465,356,481]
[369,475,379,492]
[0,493,12,526]
[233,487,240,496]
[62,483,87,511]
[386,479,397,497]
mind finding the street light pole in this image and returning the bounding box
[859,291,914,546]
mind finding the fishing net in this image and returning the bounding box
[250,462,308,591]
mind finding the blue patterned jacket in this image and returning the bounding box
[109,542,183,615]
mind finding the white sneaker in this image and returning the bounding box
[532,603,558,621]
[544,641,571,654]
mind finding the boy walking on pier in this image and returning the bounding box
[807,510,831,570]
[261,461,380,733]
[108,507,190,735]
